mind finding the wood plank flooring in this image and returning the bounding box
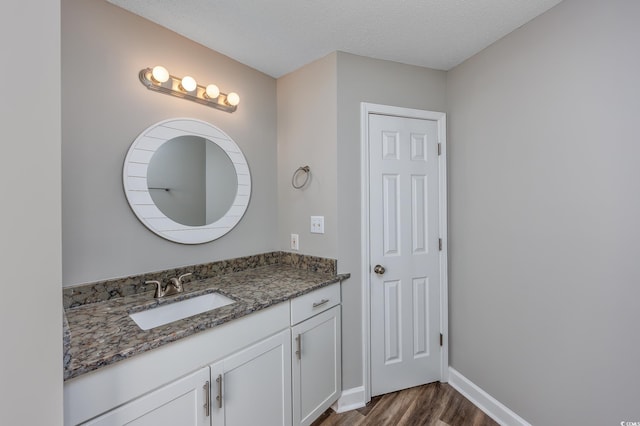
[312,382,499,426]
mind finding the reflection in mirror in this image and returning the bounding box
[147,135,237,226]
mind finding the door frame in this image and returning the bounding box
[360,102,448,403]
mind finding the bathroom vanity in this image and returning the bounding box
[63,255,347,426]
[63,118,349,425]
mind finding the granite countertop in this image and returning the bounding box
[64,264,349,381]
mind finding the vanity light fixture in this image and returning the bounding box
[226,92,240,107]
[180,75,197,92]
[139,66,239,113]
[205,84,220,99]
[151,65,170,83]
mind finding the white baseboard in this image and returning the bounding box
[448,367,531,426]
[331,370,529,424]
[331,386,366,413]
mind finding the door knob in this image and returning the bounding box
[374,265,386,275]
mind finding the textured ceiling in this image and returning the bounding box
[107,0,563,78]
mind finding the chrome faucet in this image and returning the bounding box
[146,273,192,298]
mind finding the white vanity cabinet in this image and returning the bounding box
[84,367,210,426]
[65,282,344,426]
[80,329,292,426]
[290,283,342,426]
[210,329,292,426]
[65,303,291,426]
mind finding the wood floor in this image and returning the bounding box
[311,382,498,426]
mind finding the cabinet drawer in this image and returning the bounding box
[291,283,340,325]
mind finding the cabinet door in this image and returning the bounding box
[84,367,210,426]
[291,305,341,426]
[210,329,292,426]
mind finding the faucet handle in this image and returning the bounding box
[173,273,192,292]
[178,273,192,283]
[145,280,163,298]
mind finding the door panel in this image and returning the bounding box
[210,330,292,426]
[411,175,428,254]
[382,174,400,256]
[412,277,429,358]
[369,113,441,396]
[291,306,341,426]
[383,280,402,364]
[84,367,210,426]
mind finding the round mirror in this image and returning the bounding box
[146,135,238,226]
[123,118,251,244]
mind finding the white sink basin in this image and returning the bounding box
[130,292,235,330]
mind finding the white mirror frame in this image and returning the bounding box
[123,117,251,244]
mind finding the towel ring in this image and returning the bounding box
[292,166,311,189]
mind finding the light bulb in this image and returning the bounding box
[205,84,220,99]
[151,65,169,83]
[226,92,240,106]
[180,76,197,92]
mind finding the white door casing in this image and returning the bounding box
[361,103,448,401]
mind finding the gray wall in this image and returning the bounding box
[1,1,62,424]
[446,0,640,423]
[336,52,447,389]
[62,0,278,286]
[277,53,338,258]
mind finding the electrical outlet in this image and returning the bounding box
[310,216,325,234]
[290,233,299,250]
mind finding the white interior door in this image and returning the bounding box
[369,112,442,396]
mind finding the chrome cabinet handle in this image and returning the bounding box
[374,265,386,275]
[295,334,301,360]
[203,381,210,417]
[216,374,223,408]
[312,298,329,308]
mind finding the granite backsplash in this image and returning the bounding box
[63,251,336,309]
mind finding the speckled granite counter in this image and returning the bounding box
[64,253,349,381]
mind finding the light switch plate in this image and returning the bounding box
[310,216,324,234]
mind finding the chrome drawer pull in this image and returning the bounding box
[203,381,210,417]
[216,374,223,408]
[312,298,330,308]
